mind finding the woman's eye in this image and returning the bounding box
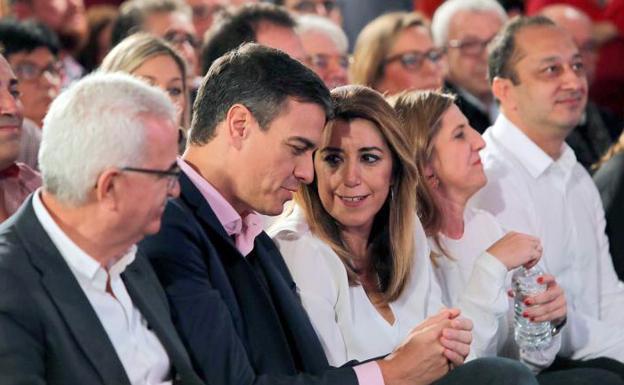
[323,154,342,166]
[167,87,183,97]
[361,153,380,163]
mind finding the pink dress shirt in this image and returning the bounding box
[0,162,41,222]
[178,158,384,385]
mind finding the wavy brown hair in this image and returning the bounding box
[389,90,456,259]
[296,85,418,302]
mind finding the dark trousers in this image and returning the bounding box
[433,357,538,385]
[538,356,624,384]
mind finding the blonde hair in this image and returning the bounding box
[350,12,427,91]
[296,85,418,302]
[100,33,190,130]
[389,90,456,260]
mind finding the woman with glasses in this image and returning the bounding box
[268,85,472,369]
[100,33,190,151]
[350,12,445,96]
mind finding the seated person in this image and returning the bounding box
[0,71,202,384]
[393,91,574,383]
[0,53,40,222]
[350,12,445,96]
[100,33,190,148]
[139,43,540,385]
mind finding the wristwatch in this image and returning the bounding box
[551,317,567,336]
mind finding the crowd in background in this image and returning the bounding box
[2,0,624,384]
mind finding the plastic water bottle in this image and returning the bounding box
[512,265,552,351]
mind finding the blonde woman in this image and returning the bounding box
[100,33,190,139]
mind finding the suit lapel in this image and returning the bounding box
[122,258,199,384]
[253,235,330,374]
[14,199,131,385]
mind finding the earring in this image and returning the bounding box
[431,176,440,189]
[390,187,395,201]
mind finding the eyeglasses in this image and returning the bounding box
[121,165,181,190]
[447,36,495,56]
[384,48,446,71]
[308,53,350,70]
[163,31,200,49]
[13,60,62,82]
[293,0,337,14]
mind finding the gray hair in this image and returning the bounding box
[296,14,348,53]
[431,0,507,46]
[39,72,176,205]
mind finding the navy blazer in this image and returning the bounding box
[0,197,203,385]
[140,172,359,385]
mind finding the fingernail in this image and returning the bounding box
[530,317,535,322]
[522,311,529,318]
[537,277,544,284]
[524,299,532,306]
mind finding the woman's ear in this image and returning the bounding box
[424,164,439,189]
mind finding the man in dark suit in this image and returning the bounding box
[0,70,203,385]
[140,43,539,385]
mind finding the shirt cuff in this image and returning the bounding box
[354,361,385,385]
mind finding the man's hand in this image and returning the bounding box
[378,309,473,385]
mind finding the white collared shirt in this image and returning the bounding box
[32,190,172,384]
[471,114,624,361]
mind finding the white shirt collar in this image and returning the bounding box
[32,189,136,283]
[488,113,577,180]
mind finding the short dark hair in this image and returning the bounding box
[0,19,60,58]
[190,43,332,145]
[110,0,190,47]
[200,3,295,75]
[488,15,556,85]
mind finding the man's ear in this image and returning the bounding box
[492,76,514,111]
[94,168,121,212]
[225,104,254,150]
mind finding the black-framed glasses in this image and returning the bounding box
[293,0,337,14]
[308,53,351,70]
[163,31,200,49]
[13,60,62,82]
[447,36,495,56]
[384,48,446,71]
[121,165,181,190]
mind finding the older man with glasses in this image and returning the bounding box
[432,0,508,134]
[0,71,202,385]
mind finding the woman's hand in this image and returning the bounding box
[486,231,542,270]
[521,274,567,324]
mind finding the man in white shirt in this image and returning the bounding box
[0,72,203,385]
[472,15,624,375]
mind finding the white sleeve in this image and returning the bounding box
[456,251,509,359]
[272,231,350,366]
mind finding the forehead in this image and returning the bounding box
[145,11,193,35]
[256,23,306,60]
[449,10,503,38]
[7,47,56,64]
[0,57,17,81]
[325,118,387,148]
[390,25,432,53]
[133,54,183,80]
[514,25,579,67]
[268,98,326,140]
[300,30,341,54]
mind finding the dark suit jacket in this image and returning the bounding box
[139,173,358,385]
[594,151,624,281]
[444,81,492,135]
[0,197,204,385]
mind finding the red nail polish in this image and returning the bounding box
[537,277,544,284]
[530,317,535,322]
[523,312,529,318]
[524,299,532,306]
